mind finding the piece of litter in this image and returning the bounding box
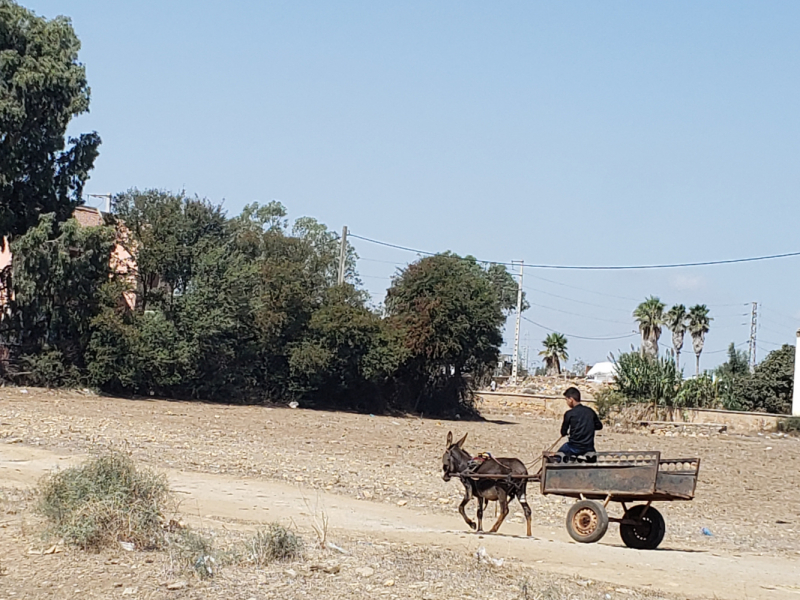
[165,581,188,590]
[326,542,349,555]
[475,546,504,567]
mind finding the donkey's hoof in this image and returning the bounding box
[468,522,477,530]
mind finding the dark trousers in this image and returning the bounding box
[558,442,594,457]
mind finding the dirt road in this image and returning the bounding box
[2,443,798,600]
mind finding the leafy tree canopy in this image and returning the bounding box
[716,342,749,378]
[3,212,114,373]
[385,253,509,414]
[0,1,100,242]
[727,345,794,414]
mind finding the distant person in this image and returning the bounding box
[490,380,497,392]
[558,387,602,457]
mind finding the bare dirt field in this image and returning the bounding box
[1,387,799,599]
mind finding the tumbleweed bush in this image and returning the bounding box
[37,450,170,551]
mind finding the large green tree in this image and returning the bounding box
[633,296,665,358]
[112,189,227,312]
[288,285,387,409]
[716,342,750,378]
[2,213,113,382]
[719,345,794,414]
[0,2,100,242]
[484,263,528,315]
[385,253,508,414]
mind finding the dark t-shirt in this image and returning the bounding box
[560,403,603,452]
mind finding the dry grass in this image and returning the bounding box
[165,527,220,579]
[36,450,171,551]
[247,523,303,565]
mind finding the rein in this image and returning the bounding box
[523,436,564,469]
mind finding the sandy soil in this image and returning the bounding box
[1,388,799,599]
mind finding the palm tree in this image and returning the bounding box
[539,333,568,375]
[633,296,665,358]
[687,304,712,376]
[664,304,689,372]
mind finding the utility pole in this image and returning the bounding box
[510,261,524,385]
[523,331,530,374]
[748,301,758,372]
[337,226,348,285]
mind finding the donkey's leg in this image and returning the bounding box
[488,489,510,533]
[519,483,532,536]
[476,496,485,532]
[458,484,476,531]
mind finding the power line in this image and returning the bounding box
[759,339,788,347]
[361,247,762,317]
[359,256,406,266]
[522,316,637,341]
[360,274,393,281]
[349,232,800,271]
[523,285,632,313]
[528,301,633,325]
[526,272,640,302]
[761,306,799,324]
[759,323,790,337]
[704,341,749,355]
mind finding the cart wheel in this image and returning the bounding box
[619,505,665,550]
[565,500,609,543]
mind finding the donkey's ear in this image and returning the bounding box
[446,431,453,446]
[456,433,468,448]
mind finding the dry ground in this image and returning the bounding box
[1,387,799,599]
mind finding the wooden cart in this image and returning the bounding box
[540,451,700,549]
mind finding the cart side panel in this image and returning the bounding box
[655,458,700,499]
[542,452,660,496]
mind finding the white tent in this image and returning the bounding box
[585,361,617,383]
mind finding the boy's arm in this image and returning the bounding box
[593,409,603,431]
[560,412,570,437]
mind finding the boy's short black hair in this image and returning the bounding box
[563,387,581,402]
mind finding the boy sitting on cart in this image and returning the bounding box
[558,387,602,459]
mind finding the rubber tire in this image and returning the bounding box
[619,505,666,550]
[565,500,609,543]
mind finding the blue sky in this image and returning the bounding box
[25,1,800,371]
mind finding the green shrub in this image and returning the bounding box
[612,351,680,407]
[37,451,170,551]
[248,523,303,565]
[778,416,800,435]
[594,387,628,420]
[674,374,719,409]
[21,350,84,388]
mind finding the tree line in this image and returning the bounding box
[0,3,524,415]
[633,296,711,374]
[0,190,523,415]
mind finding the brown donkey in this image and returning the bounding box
[442,432,532,536]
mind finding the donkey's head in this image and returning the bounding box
[442,431,470,481]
